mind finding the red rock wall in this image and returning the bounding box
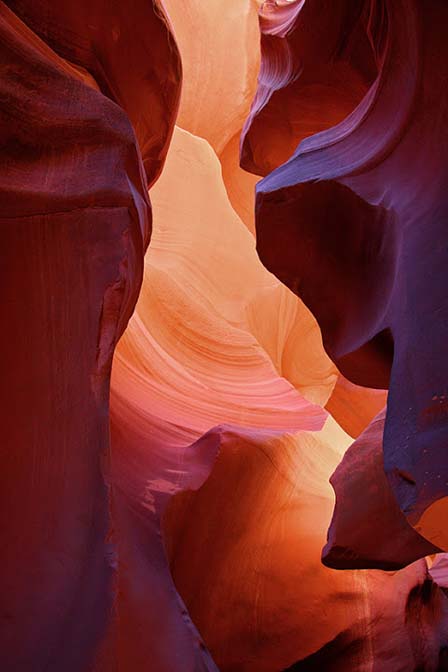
[2,1,448,671]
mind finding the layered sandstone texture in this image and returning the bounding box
[246,0,448,553]
[2,1,448,671]
[0,1,180,669]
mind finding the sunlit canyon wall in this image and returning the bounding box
[1,1,448,671]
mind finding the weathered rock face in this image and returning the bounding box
[323,408,441,571]
[4,0,448,670]
[3,0,181,187]
[240,0,377,177]
[250,0,448,551]
[110,122,447,672]
[109,124,341,670]
[163,0,262,156]
[164,426,448,672]
[325,374,387,439]
[0,2,180,669]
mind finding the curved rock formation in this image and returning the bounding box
[323,408,441,570]
[241,0,377,176]
[111,122,448,671]
[4,0,181,187]
[164,0,261,155]
[112,125,336,420]
[109,125,333,670]
[220,132,260,236]
[0,2,181,669]
[164,421,448,671]
[253,0,448,550]
[325,374,387,439]
[161,0,384,439]
[5,0,448,668]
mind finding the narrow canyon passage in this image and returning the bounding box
[1,1,448,671]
